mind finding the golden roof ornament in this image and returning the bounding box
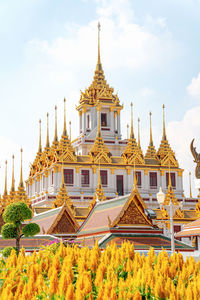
[138,117,141,148]
[53,164,73,209]
[55,98,77,163]
[122,103,144,165]
[190,138,200,179]
[16,148,31,206]
[90,163,106,209]
[163,164,178,206]
[89,108,111,163]
[145,112,159,162]
[9,155,16,203]
[77,22,122,108]
[157,105,178,167]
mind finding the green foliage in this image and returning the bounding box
[1,223,17,239]
[3,202,32,224]
[22,223,40,237]
[2,246,15,258]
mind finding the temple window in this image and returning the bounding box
[81,170,90,186]
[166,172,176,188]
[101,113,107,127]
[135,171,142,187]
[100,170,107,186]
[149,172,157,188]
[64,169,74,185]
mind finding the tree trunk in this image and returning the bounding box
[16,237,20,255]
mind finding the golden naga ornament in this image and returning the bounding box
[190,138,200,179]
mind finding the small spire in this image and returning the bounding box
[4,160,7,196]
[20,148,24,187]
[126,124,129,140]
[11,155,15,192]
[189,171,192,198]
[54,105,58,142]
[63,98,67,136]
[96,22,102,71]
[149,112,153,146]
[130,102,134,138]
[46,113,50,148]
[69,121,71,141]
[38,119,42,153]
[138,117,140,148]
[162,104,167,140]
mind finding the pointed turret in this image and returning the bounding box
[89,107,111,163]
[49,105,60,160]
[56,99,76,162]
[138,117,141,148]
[145,112,158,162]
[9,155,16,203]
[2,160,8,206]
[122,103,144,165]
[16,149,30,205]
[77,22,121,108]
[157,105,178,167]
[30,119,43,176]
[38,119,42,153]
[53,164,73,209]
[46,112,50,149]
[54,105,58,143]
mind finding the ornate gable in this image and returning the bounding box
[160,153,179,168]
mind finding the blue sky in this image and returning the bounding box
[0,0,200,196]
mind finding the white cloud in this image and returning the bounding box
[187,73,200,100]
[167,106,200,197]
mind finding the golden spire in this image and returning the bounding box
[145,112,158,161]
[11,155,15,192]
[149,112,153,146]
[189,171,192,198]
[4,160,7,196]
[130,102,134,138]
[69,121,71,141]
[19,148,24,188]
[54,105,58,143]
[96,22,102,71]
[38,119,42,153]
[164,162,178,206]
[138,117,140,148]
[46,113,50,148]
[126,124,129,140]
[63,98,67,136]
[162,104,167,140]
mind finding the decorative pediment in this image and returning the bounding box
[174,208,184,219]
[90,152,111,164]
[161,154,179,168]
[123,153,145,165]
[59,151,77,163]
[195,201,200,217]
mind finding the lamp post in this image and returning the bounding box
[157,187,175,252]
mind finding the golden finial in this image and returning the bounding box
[149,112,153,146]
[96,21,102,71]
[11,155,15,192]
[138,117,140,148]
[189,171,192,198]
[126,124,129,140]
[162,104,167,140]
[46,113,50,148]
[63,98,67,136]
[4,160,7,196]
[54,105,58,142]
[20,148,23,187]
[38,119,42,153]
[130,102,134,138]
[69,121,71,141]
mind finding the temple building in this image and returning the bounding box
[26,23,187,212]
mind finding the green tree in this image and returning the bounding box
[1,202,40,254]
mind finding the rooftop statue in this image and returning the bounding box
[190,139,200,179]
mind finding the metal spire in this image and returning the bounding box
[149,112,153,146]
[46,113,50,148]
[63,98,67,136]
[38,119,42,153]
[69,121,71,141]
[11,155,15,192]
[20,148,24,187]
[54,105,58,142]
[130,102,134,138]
[163,104,167,140]
[4,160,7,196]
[138,117,141,148]
[96,22,102,71]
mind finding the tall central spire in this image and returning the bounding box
[38,119,42,153]
[149,112,153,146]
[46,113,50,148]
[20,148,24,187]
[11,155,15,192]
[96,22,102,72]
[63,98,67,136]
[54,105,58,142]
[162,104,167,140]
[130,102,134,139]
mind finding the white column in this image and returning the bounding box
[110,111,114,132]
[118,113,121,136]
